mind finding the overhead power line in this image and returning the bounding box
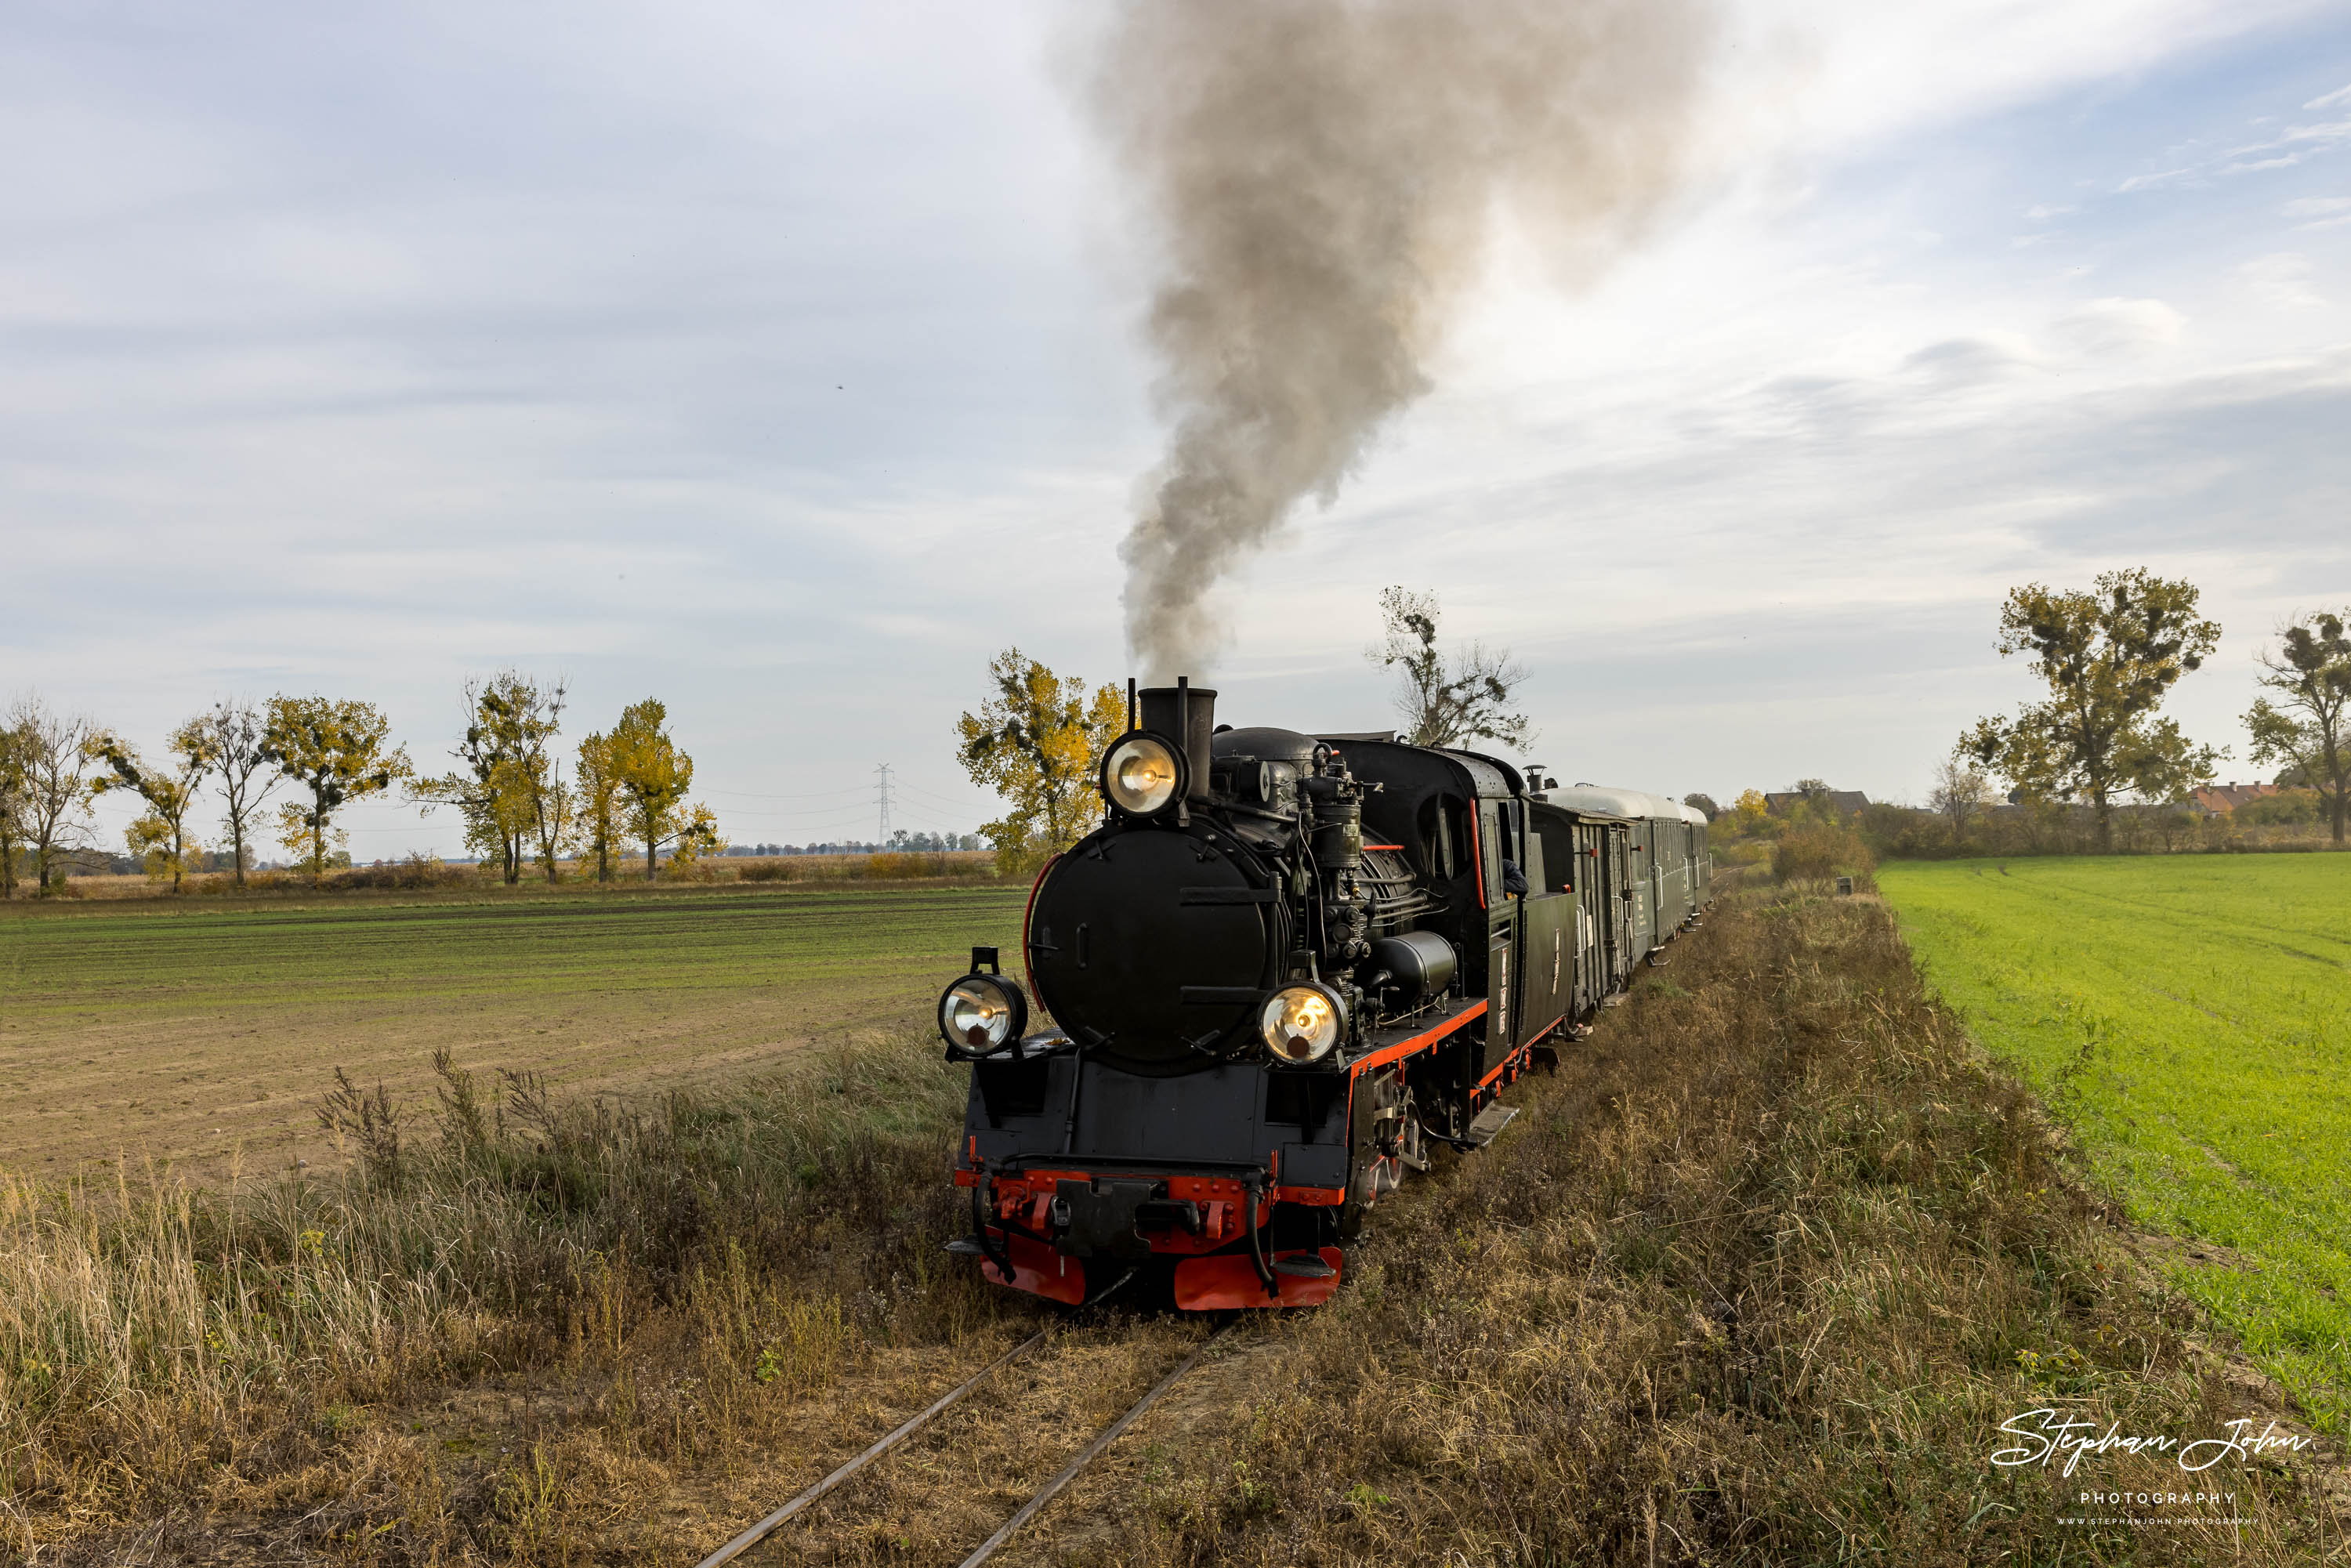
[705,785,873,802]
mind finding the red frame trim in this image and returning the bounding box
[1276,1184,1346,1207]
[1471,803,1488,909]
[1174,1248,1343,1310]
[1348,999,1487,1079]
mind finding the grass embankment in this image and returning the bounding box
[0,882,1028,1175]
[1881,855,2351,1437]
[9,886,2340,1562]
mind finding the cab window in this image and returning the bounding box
[1418,793,1473,880]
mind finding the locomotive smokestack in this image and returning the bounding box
[1137,680,1215,801]
[1082,0,1715,677]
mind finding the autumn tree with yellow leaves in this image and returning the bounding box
[955,650,1125,876]
[607,698,720,879]
[92,719,218,892]
[410,672,571,885]
[261,696,412,884]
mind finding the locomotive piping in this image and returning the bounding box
[969,1171,1017,1286]
[1242,1173,1276,1296]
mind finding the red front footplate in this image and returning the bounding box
[980,1229,1087,1305]
[1172,1248,1344,1310]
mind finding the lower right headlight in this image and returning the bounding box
[1260,982,1347,1063]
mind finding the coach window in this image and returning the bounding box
[1535,816,1576,894]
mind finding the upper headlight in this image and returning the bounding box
[940,972,1027,1052]
[1100,732,1183,817]
[1260,982,1346,1063]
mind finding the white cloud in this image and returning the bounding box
[2052,297,2188,357]
[2306,82,2351,111]
[2280,194,2351,229]
[2238,251,2326,307]
[1719,0,2329,151]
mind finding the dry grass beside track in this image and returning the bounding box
[5,885,2344,1564]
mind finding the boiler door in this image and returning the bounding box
[1027,828,1273,1074]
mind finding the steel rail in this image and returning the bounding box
[692,1327,1048,1568]
[956,1319,1237,1568]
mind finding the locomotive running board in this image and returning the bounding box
[1462,1103,1518,1148]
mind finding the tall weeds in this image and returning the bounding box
[1,1037,999,1558]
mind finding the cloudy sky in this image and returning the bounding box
[8,0,2349,858]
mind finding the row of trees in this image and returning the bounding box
[1936,572,2349,848]
[0,679,721,896]
[405,676,719,885]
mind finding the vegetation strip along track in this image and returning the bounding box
[692,1283,1235,1568]
[951,1320,1234,1568]
[694,1327,1050,1567]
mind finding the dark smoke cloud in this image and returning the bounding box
[1087,0,1719,678]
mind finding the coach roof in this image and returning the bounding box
[1547,784,1691,823]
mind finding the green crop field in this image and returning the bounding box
[0,882,1027,1177]
[1878,854,2351,1432]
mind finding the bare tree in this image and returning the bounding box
[2245,609,2351,846]
[1928,751,1995,839]
[1367,586,1532,752]
[6,697,99,895]
[192,699,277,886]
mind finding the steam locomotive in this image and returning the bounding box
[938,682,1709,1309]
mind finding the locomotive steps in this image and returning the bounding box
[13,882,2345,1562]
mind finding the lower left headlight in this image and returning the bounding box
[939,972,1028,1052]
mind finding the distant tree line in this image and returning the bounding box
[0,679,730,896]
[724,832,983,856]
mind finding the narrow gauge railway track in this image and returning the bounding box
[694,1299,1237,1568]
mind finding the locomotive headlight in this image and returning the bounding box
[939,973,1027,1052]
[1260,983,1347,1063]
[1100,732,1184,817]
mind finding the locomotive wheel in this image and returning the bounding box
[1342,1074,1396,1240]
[1342,1075,1432,1240]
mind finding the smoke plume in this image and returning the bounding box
[1088,0,1717,677]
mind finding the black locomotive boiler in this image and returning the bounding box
[936,682,1709,1309]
